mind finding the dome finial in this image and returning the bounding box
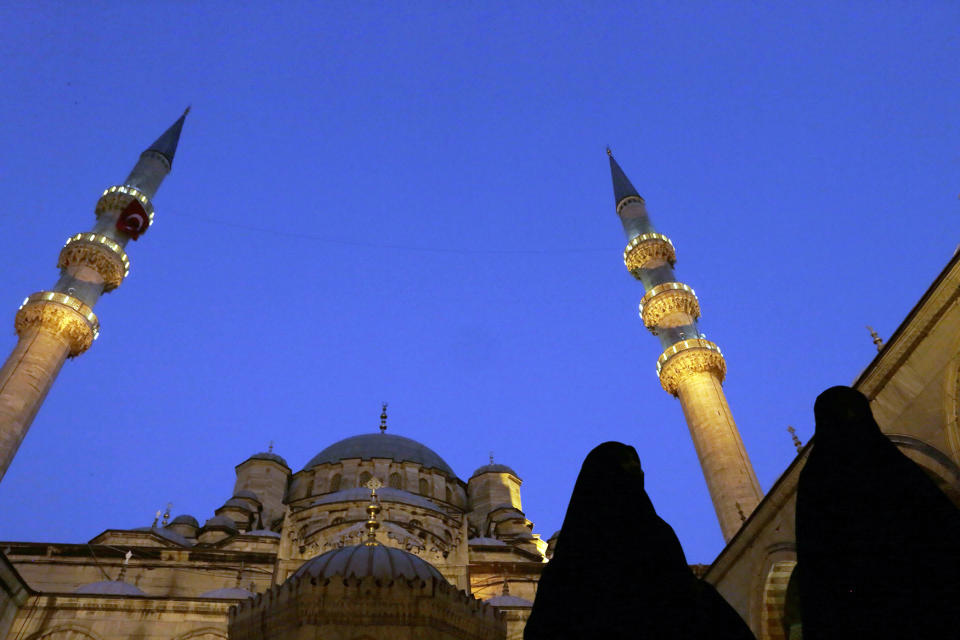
[268,440,274,453]
[162,502,172,526]
[489,450,494,465]
[867,325,884,352]
[117,549,132,582]
[364,477,383,546]
[379,402,388,433]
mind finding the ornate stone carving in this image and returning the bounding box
[640,287,700,330]
[658,340,726,395]
[624,234,676,273]
[15,294,98,357]
[58,242,126,291]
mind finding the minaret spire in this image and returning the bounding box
[608,149,762,541]
[0,111,187,483]
[146,106,190,167]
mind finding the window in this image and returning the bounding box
[330,474,341,491]
[419,478,429,495]
[389,472,402,489]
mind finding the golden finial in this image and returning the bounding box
[162,502,172,526]
[379,402,388,434]
[866,326,884,352]
[489,451,494,465]
[364,477,383,546]
[606,146,613,157]
[268,440,274,453]
[152,510,161,528]
[787,426,803,453]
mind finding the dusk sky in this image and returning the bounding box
[0,3,957,563]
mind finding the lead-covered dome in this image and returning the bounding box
[304,434,456,478]
[292,544,446,583]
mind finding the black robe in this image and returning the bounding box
[796,385,960,639]
[525,441,754,639]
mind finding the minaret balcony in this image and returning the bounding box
[623,233,676,276]
[15,291,100,357]
[656,338,726,396]
[95,185,155,225]
[58,233,130,291]
[638,282,700,331]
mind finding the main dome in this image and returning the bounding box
[304,433,456,478]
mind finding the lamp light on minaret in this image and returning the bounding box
[607,149,763,541]
[0,110,189,484]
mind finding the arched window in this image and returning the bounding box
[359,471,372,487]
[445,486,452,503]
[761,560,797,640]
[329,474,341,492]
[419,478,430,495]
[389,472,402,489]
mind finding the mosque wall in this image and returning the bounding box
[2,543,275,599]
[11,595,233,640]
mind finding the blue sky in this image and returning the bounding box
[0,2,957,563]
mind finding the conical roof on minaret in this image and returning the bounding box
[607,147,640,205]
[146,107,190,167]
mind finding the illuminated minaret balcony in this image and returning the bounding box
[608,148,762,541]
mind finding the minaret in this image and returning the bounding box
[0,110,188,482]
[608,149,762,541]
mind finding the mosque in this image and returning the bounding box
[0,112,958,640]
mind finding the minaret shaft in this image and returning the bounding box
[676,372,762,540]
[0,111,186,483]
[609,150,762,541]
[0,329,71,481]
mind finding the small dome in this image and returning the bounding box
[170,515,199,528]
[305,434,456,478]
[243,529,281,538]
[233,490,261,502]
[244,452,289,468]
[470,463,519,478]
[200,587,255,599]
[222,498,253,511]
[292,544,446,583]
[547,529,561,541]
[74,580,145,596]
[485,594,533,608]
[202,515,238,532]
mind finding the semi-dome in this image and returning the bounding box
[305,433,456,477]
[74,580,145,596]
[243,529,281,538]
[132,525,194,547]
[200,587,255,599]
[311,487,442,513]
[470,463,519,478]
[292,544,446,583]
[233,490,261,502]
